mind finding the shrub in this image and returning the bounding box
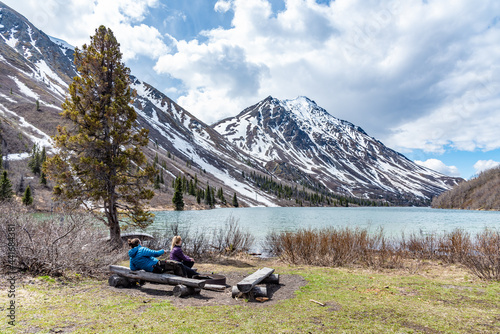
[266,226,398,268]
[0,202,124,277]
[266,226,500,281]
[211,215,255,255]
[143,215,254,259]
[462,229,500,281]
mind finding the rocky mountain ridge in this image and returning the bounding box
[213,96,461,202]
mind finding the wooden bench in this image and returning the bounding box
[232,267,279,300]
[109,265,207,297]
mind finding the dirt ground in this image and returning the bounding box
[107,272,307,308]
[106,258,307,308]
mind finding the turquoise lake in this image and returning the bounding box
[144,207,500,253]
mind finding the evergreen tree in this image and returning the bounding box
[154,174,160,189]
[196,189,201,204]
[188,179,195,196]
[172,176,184,211]
[205,184,213,207]
[217,187,226,204]
[17,175,25,195]
[0,132,3,169]
[40,146,46,164]
[40,172,47,186]
[232,192,239,207]
[22,185,33,206]
[211,187,216,207]
[0,170,13,201]
[43,26,155,248]
[28,144,42,175]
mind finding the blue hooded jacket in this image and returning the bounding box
[128,246,165,272]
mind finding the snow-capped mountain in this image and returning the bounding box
[213,96,461,201]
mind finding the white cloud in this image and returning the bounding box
[118,24,169,61]
[214,0,233,13]
[415,159,461,177]
[3,0,168,61]
[473,160,500,174]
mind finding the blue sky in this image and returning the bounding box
[5,0,500,179]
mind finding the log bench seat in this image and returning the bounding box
[109,265,208,297]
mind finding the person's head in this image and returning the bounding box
[171,236,182,250]
[128,238,140,249]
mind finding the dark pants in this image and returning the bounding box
[153,260,198,278]
[180,261,197,278]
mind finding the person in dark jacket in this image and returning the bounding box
[128,238,171,274]
[170,236,199,278]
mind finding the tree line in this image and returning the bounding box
[245,171,387,207]
[432,167,500,210]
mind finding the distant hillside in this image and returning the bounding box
[431,167,500,210]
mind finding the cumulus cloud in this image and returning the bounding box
[415,159,461,177]
[214,0,233,13]
[3,0,168,61]
[473,160,500,174]
[152,0,500,151]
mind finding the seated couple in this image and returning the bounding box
[128,235,199,278]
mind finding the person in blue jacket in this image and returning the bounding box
[128,238,168,273]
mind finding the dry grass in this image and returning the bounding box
[268,226,500,281]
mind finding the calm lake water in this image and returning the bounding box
[145,207,500,253]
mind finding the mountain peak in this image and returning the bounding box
[214,96,462,202]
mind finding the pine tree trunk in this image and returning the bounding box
[109,220,122,249]
[107,200,122,249]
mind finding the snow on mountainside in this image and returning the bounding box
[0,2,276,208]
[213,96,462,202]
[0,3,76,159]
[130,77,277,207]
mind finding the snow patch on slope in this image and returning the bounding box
[9,76,39,100]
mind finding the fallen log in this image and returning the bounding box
[236,267,274,293]
[202,284,227,291]
[109,265,206,288]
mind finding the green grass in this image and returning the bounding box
[1,262,499,333]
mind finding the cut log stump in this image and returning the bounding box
[173,285,201,297]
[108,274,134,288]
[232,285,268,299]
[262,274,279,285]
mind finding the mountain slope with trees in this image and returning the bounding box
[431,167,500,210]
